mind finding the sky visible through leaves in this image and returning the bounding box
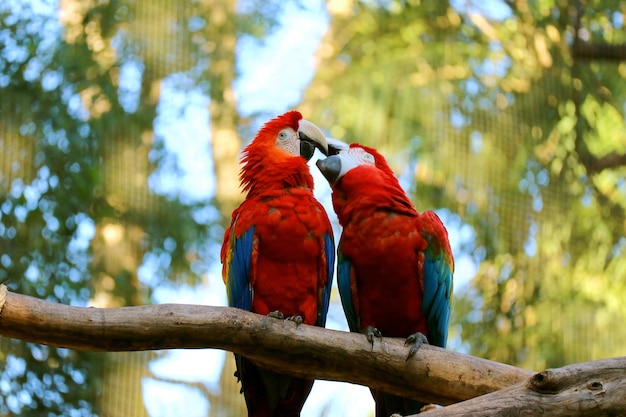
[0,0,487,414]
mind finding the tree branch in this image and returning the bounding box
[572,42,626,61]
[580,151,626,175]
[415,357,626,417]
[0,284,530,406]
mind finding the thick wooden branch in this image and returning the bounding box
[0,285,531,406]
[416,357,626,417]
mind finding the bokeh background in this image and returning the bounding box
[1,0,626,416]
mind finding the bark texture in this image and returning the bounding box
[0,284,530,406]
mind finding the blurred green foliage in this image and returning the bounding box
[0,1,216,415]
[303,0,626,371]
[1,0,626,415]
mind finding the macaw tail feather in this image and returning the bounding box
[373,389,425,417]
[236,354,314,417]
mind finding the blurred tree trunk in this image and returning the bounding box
[58,1,154,416]
[1,0,278,414]
[198,2,246,415]
[58,0,208,414]
[0,97,36,193]
[203,0,244,226]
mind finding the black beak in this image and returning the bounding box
[327,143,343,156]
[299,131,328,160]
[316,155,342,185]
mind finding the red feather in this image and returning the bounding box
[229,189,330,323]
[223,110,329,323]
[221,111,333,417]
[238,111,313,196]
[334,163,430,336]
[324,143,453,417]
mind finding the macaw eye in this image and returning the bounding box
[362,153,375,164]
[277,130,290,141]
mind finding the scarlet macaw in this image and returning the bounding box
[220,111,335,417]
[316,143,454,416]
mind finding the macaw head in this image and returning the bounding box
[315,143,395,186]
[245,110,328,161]
[239,111,329,194]
[316,143,415,223]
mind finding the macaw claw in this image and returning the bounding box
[268,310,285,320]
[405,332,429,360]
[267,310,304,326]
[361,326,383,349]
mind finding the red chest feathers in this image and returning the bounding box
[236,190,330,324]
[341,211,429,337]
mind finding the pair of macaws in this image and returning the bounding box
[220,111,454,417]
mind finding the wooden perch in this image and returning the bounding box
[3,284,624,415]
[0,284,530,406]
[416,356,626,417]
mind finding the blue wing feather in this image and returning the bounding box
[227,226,255,311]
[316,232,335,327]
[421,250,453,348]
[337,248,360,332]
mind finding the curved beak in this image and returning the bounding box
[316,155,342,186]
[327,137,349,156]
[298,119,328,160]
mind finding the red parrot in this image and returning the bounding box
[316,143,454,416]
[220,111,335,417]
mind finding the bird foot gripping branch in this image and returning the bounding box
[405,332,429,360]
[268,310,304,326]
[361,325,382,348]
